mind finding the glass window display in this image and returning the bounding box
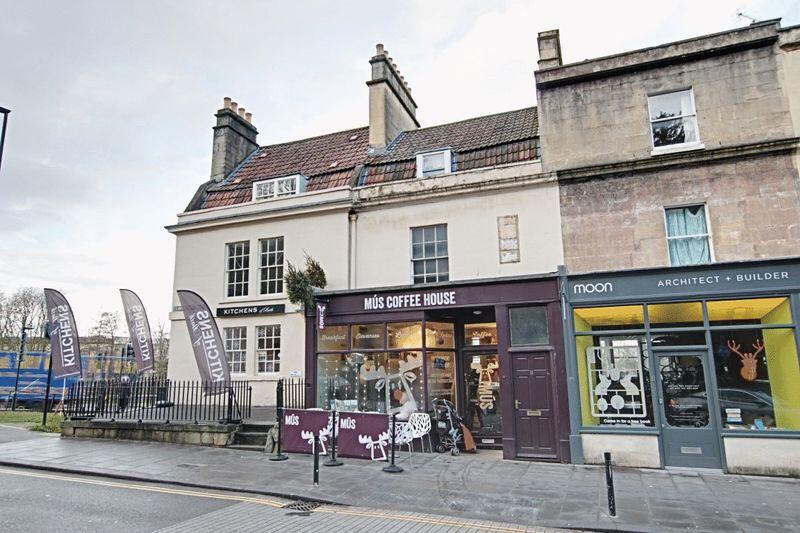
[464,323,498,346]
[426,351,456,406]
[351,324,385,350]
[317,324,348,351]
[465,353,502,435]
[387,322,422,349]
[425,321,455,349]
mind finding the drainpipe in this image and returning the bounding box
[348,210,358,289]
[558,264,585,464]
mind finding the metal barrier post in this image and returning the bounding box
[604,451,616,517]
[313,434,320,486]
[324,409,343,467]
[269,379,288,461]
[382,413,403,473]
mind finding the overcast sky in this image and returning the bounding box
[1,0,798,334]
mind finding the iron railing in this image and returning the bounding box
[282,377,306,409]
[66,377,252,423]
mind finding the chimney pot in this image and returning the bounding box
[223,97,232,108]
[245,112,252,123]
[376,43,385,56]
[230,101,238,112]
[537,29,563,69]
[238,107,245,117]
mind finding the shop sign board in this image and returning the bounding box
[216,304,285,317]
[567,260,800,303]
[281,408,391,460]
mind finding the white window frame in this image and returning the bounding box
[259,236,284,295]
[410,224,449,284]
[225,241,250,298]
[224,326,247,375]
[647,88,704,155]
[256,324,281,374]
[662,202,714,266]
[415,149,452,178]
[252,174,306,201]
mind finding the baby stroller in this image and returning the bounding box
[432,398,476,455]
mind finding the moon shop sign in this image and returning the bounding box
[281,409,392,460]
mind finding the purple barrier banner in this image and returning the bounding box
[282,409,332,455]
[337,411,391,460]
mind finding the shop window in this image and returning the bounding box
[259,237,284,295]
[411,224,448,284]
[648,302,703,328]
[509,306,549,345]
[576,335,654,427]
[425,321,455,349]
[464,323,498,346]
[318,351,424,414]
[317,325,348,351]
[225,241,249,297]
[351,324,385,350]
[387,322,422,349]
[648,88,701,150]
[256,325,280,373]
[574,305,644,330]
[224,326,247,374]
[426,351,456,407]
[465,353,502,435]
[665,205,711,266]
[650,330,707,347]
[707,297,792,326]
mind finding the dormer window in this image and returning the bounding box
[252,174,307,201]
[416,149,452,178]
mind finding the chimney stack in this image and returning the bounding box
[367,44,419,151]
[210,97,258,182]
[537,29,562,70]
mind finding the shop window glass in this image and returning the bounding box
[387,322,422,349]
[574,305,644,330]
[648,302,703,327]
[464,323,498,346]
[509,306,549,345]
[360,351,423,414]
[426,351,456,407]
[707,297,792,326]
[317,325,348,351]
[317,353,359,411]
[351,324,385,350]
[711,327,800,431]
[425,321,455,349]
[575,334,654,427]
[650,330,707,347]
[465,353,502,435]
[658,355,710,427]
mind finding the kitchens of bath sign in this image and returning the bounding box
[216,304,285,317]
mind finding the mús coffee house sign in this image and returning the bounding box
[567,259,800,304]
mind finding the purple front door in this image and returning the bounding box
[511,351,559,459]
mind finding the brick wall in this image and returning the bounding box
[560,152,800,273]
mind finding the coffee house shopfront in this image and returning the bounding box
[562,258,800,475]
[305,276,571,461]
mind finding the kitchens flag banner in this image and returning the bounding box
[43,288,83,380]
[177,290,231,391]
[119,289,155,373]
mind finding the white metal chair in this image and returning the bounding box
[408,412,432,453]
[393,420,416,465]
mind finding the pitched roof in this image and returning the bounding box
[197,107,539,210]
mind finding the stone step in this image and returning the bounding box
[227,444,266,452]
[233,430,269,446]
[239,422,274,433]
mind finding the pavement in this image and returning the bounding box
[0,425,799,532]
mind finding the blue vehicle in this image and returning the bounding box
[0,352,136,406]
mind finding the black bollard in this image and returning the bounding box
[313,434,320,486]
[604,451,616,517]
[382,413,403,473]
[324,409,343,467]
[269,379,288,461]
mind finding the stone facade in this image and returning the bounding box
[559,151,800,273]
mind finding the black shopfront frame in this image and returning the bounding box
[305,275,571,461]
[561,257,800,470]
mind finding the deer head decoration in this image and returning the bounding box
[726,339,764,382]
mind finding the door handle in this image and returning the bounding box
[515,400,521,409]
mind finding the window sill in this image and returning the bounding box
[650,142,705,156]
[218,295,288,306]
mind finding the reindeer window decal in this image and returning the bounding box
[360,352,423,413]
[726,339,764,382]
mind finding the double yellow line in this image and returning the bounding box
[0,467,528,532]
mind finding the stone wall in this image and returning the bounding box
[61,420,239,447]
[560,152,800,273]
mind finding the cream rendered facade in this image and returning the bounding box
[166,158,563,405]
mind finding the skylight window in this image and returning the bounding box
[415,149,452,178]
[253,174,307,201]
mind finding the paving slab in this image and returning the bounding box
[0,432,799,532]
